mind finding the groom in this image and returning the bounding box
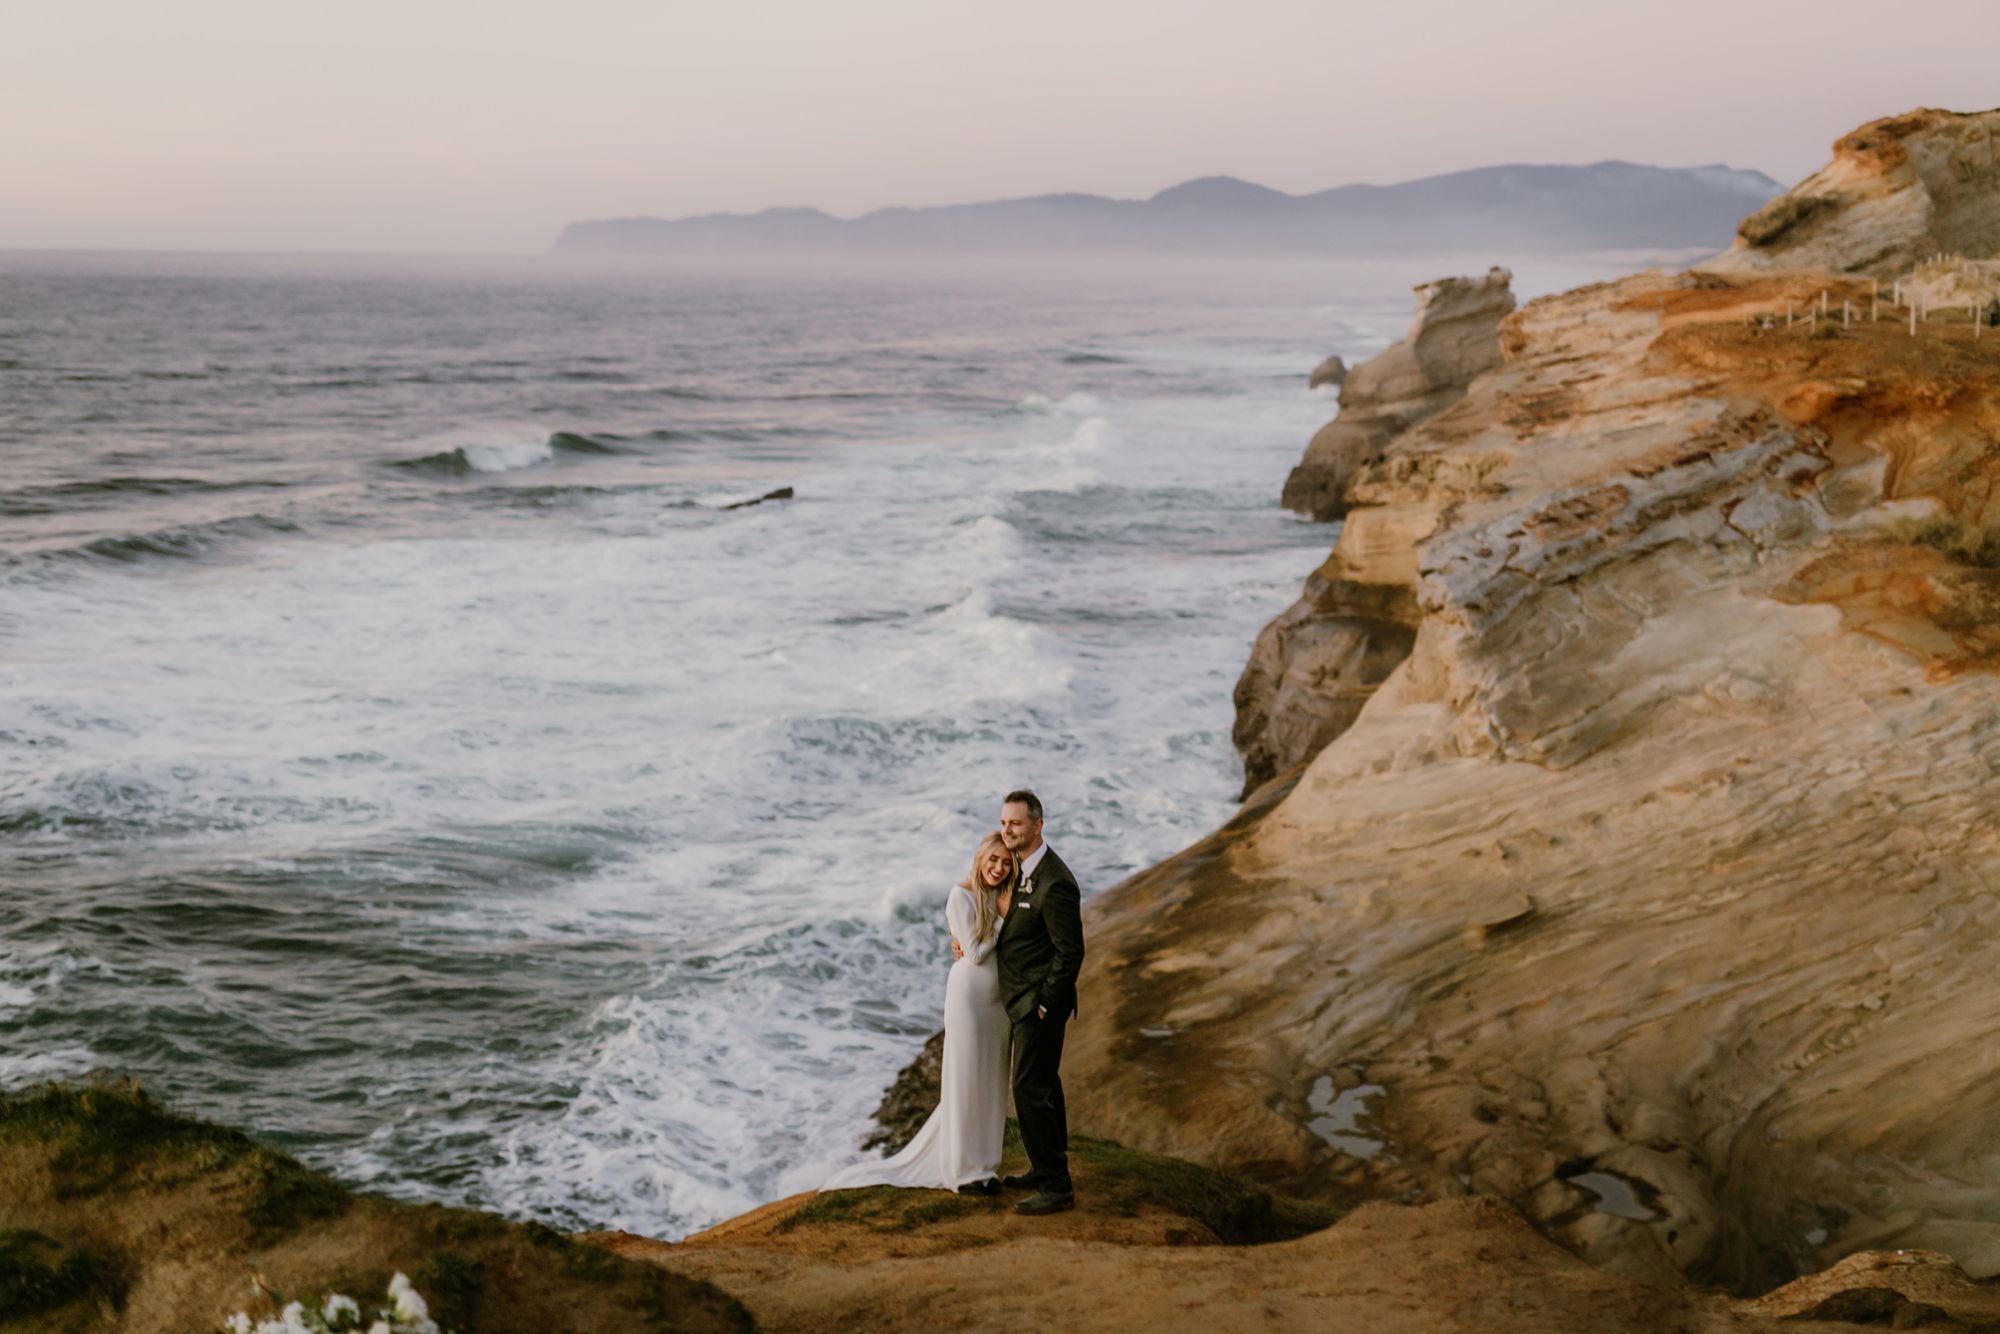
[993,788,1085,1215]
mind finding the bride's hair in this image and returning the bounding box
[959,831,1016,944]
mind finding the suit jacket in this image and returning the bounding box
[995,846,1085,1023]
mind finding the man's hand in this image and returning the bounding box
[952,938,965,961]
[1037,1005,1047,1020]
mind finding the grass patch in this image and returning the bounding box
[1068,1134,1339,1244]
[779,1184,1005,1236]
[0,1078,241,1194]
[775,1188,887,1233]
[628,1269,758,1334]
[0,1229,125,1322]
[239,1145,349,1239]
[0,1078,347,1239]
[791,1120,1338,1245]
[423,1203,511,1246]
[1895,517,2000,568]
[888,1195,987,1232]
[415,1252,483,1331]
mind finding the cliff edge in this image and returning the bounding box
[1708,107,2000,276]
[1065,104,2000,1298]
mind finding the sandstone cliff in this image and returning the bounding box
[1066,105,2000,1298]
[1710,107,2000,276]
[1238,268,1516,791]
[1280,267,1516,521]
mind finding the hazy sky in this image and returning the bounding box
[4,0,1995,253]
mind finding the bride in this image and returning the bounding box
[821,831,1014,1194]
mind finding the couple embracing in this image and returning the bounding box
[823,788,1085,1216]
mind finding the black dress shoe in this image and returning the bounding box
[1000,1172,1042,1190]
[956,1177,1001,1196]
[1014,1188,1075,1216]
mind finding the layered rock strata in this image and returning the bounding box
[1066,106,2000,1298]
[1280,267,1516,521]
[1239,268,1517,790]
[1711,107,2000,276]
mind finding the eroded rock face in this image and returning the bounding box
[1233,562,1417,794]
[863,1029,942,1153]
[1710,107,2000,276]
[1241,269,1518,789]
[1073,179,2000,1295]
[1281,268,1516,521]
[1308,355,1348,389]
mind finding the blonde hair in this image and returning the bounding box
[959,831,1016,944]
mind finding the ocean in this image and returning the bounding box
[0,248,1635,1237]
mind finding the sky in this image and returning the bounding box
[3,0,1996,253]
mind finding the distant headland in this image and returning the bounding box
[553,160,1781,257]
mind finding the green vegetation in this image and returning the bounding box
[239,1144,350,1238]
[798,1120,1340,1245]
[1066,1134,1340,1245]
[0,1078,348,1240]
[0,1079,756,1334]
[630,1269,757,1333]
[0,1077,236,1193]
[0,1228,124,1323]
[415,1252,484,1331]
[775,1184,1000,1234]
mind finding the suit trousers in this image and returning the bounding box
[1010,1007,1071,1189]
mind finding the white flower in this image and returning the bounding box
[366,1323,391,1334]
[323,1293,361,1326]
[387,1272,430,1323]
[223,1315,253,1334]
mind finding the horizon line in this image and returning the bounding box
[593,156,1784,229]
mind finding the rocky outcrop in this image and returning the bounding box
[1069,107,2000,1301]
[1239,269,1516,791]
[1232,564,1417,794]
[1308,355,1348,389]
[861,1029,941,1153]
[1709,107,2000,276]
[0,1080,754,1333]
[618,1132,2000,1334]
[26,1082,2000,1334]
[1280,267,1515,521]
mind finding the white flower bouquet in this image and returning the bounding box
[218,1270,443,1334]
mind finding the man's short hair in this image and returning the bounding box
[1003,788,1043,822]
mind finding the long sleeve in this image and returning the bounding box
[948,887,998,964]
[1034,878,1085,1011]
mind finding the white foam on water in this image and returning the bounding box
[3,252,1663,1240]
[0,1045,101,1084]
[460,438,555,472]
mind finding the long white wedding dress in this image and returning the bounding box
[821,884,1008,1191]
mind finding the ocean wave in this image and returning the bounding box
[544,431,624,455]
[1061,352,1126,365]
[6,513,304,569]
[0,1044,100,1085]
[0,475,289,517]
[0,768,387,842]
[1012,391,1104,416]
[478,951,929,1236]
[395,439,554,475]
[392,431,642,477]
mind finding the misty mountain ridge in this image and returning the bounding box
[555,160,1783,257]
